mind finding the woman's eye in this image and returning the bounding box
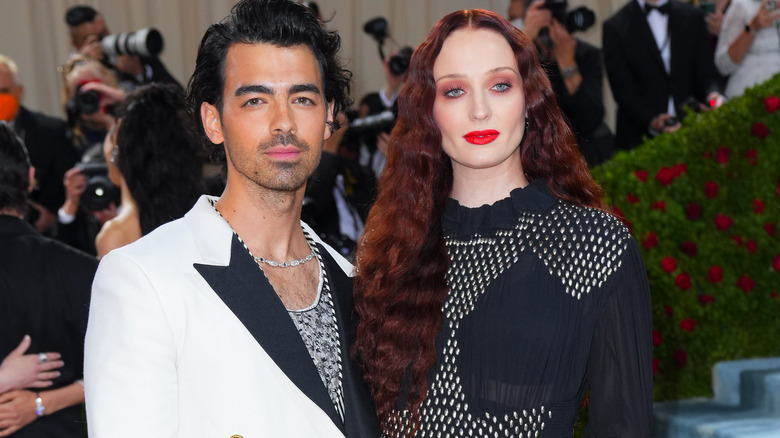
[444,87,464,98]
[492,82,511,92]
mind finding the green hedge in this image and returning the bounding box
[590,73,780,401]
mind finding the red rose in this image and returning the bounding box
[704,181,720,199]
[680,241,698,257]
[656,166,676,186]
[765,223,777,237]
[686,203,703,220]
[777,178,780,197]
[752,121,770,139]
[675,273,692,290]
[652,329,663,346]
[754,199,765,214]
[745,149,758,166]
[626,193,640,204]
[708,266,723,283]
[771,292,779,299]
[653,358,660,376]
[651,200,667,212]
[746,240,758,253]
[672,163,688,177]
[731,235,744,246]
[664,306,674,317]
[716,147,730,164]
[699,295,716,305]
[661,256,677,273]
[674,349,688,368]
[680,317,697,332]
[773,254,780,271]
[634,170,648,183]
[736,274,756,293]
[765,95,780,112]
[714,213,733,231]
[642,232,658,250]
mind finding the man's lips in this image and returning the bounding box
[265,146,301,160]
[463,130,499,145]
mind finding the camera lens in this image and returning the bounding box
[101,28,163,58]
[77,90,100,115]
[389,47,413,76]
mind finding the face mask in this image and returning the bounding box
[511,18,525,30]
[0,93,20,122]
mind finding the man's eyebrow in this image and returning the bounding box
[289,83,321,95]
[234,84,273,96]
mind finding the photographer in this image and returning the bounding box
[64,5,181,92]
[510,0,616,166]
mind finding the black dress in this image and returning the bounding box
[387,180,653,437]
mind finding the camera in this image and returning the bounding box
[363,17,414,76]
[389,47,413,76]
[349,110,395,133]
[75,162,120,212]
[543,0,596,33]
[101,28,163,58]
[65,88,100,117]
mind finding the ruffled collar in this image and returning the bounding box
[442,179,556,238]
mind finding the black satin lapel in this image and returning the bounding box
[321,246,380,437]
[630,2,668,76]
[194,235,342,429]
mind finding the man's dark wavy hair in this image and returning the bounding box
[185,0,352,164]
[65,5,99,27]
[0,121,32,213]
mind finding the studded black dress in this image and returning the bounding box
[388,180,653,438]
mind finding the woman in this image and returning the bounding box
[715,0,780,97]
[353,9,652,437]
[95,83,205,258]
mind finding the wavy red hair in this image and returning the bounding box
[353,8,604,431]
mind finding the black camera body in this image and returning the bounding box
[363,17,414,76]
[66,89,100,117]
[389,47,413,76]
[101,28,163,58]
[349,110,395,133]
[75,162,120,212]
[543,0,596,33]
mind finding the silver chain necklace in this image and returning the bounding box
[211,199,315,268]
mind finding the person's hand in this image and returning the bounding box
[79,81,125,108]
[650,113,681,134]
[0,390,37,436]
[750,0,780,32]
[523,0,552,41]
[0,336,63,393]
[63,167,88,204]
[548,19,576,67]
[705,92,726,110]
[376,132,391,156]
[91,202,119,225]
[705,10,724,36]
[78,34,104,62]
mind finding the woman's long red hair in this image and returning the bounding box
[353,8,605,431]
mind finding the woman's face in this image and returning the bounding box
[432,28,526,180]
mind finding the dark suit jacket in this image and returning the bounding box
[13,107,78,214]
[603,0,722,149]
[0,215,97,438]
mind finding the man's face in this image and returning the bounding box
[0,65,22,99]
[70,16,109,50]
[201,43,333,194]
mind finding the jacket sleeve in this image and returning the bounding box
[84,250,179,437]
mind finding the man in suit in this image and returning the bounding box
[0,121,97,437]
[603,0,726,150]
[0,54,78,234]
[83,0,379,437]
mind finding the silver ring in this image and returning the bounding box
[38,352,48,363]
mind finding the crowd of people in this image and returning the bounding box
[0,0,777,436]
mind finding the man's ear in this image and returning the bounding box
[323,100,335,141]
[201,102,224,145]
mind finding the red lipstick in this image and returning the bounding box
[463,130,499,145]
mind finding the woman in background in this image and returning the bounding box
[95,83,204,258]
[353,9,652,437]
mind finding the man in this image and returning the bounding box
[83,1,378,437]
[0,55,77,233]
[0,121,97,437]
[64,5,181,91]
[603,0,726,150]
[510,0,616,166]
